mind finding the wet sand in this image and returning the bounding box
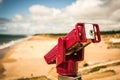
[0,47,11,58]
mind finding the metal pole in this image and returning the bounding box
[58,74,82,80]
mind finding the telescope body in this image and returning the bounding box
[44,23,101,76]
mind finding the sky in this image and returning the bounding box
[0,0,120,34]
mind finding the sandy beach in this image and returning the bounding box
[0,34,120,80]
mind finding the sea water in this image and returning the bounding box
[0,34,31,58]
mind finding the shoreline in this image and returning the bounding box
[0,36,32,59]
[0,46,11,58]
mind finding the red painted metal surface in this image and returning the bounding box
[44,22,101,76]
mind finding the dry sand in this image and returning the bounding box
[0,34,120,80]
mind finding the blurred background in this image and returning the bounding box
[0,0,120,80]
[0,0,120,34]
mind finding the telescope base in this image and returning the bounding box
[58,74,82,80]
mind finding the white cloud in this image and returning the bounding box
[29,5,51,15]
[12,14,24,21]
[109,9,120,21]
[1,0,120,34]
[62,0,103,17]
[29,5,61,22]
[63,0,120,19]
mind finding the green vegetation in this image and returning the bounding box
[101,30,120,35]
[115,62,120,65]
[34,33,66,36]
[88,65,107,73]
[34,30,120,37]
[17,75,51,80]
[104,70,116,74]
[83,63,89,67]
[34,33,66,38]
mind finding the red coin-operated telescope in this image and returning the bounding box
[44,23,101,80]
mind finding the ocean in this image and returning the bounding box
[0,34,31,58]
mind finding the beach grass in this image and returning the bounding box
[88,65,107,73]
[17,75,51,80]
